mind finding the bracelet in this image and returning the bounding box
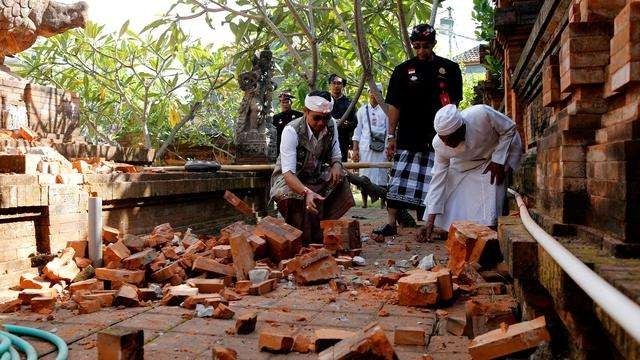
[302,187,312,196]
[330,161,343,169]
[386,134,396,140]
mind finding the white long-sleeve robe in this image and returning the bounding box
[424,105,523,229]
[352,103,389,186]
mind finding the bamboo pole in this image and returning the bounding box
[146,162,392,173]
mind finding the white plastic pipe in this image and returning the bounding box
[88,195,103,267]
[508,188,640,343]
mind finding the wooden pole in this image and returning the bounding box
[146,162,392,173]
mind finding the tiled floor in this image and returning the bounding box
[1,207,471,359]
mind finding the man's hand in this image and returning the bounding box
[330,162,344,187]
[305,190,325,215]
[483,161,506,185]
[352,149,360,163]
[417,214,437,243]
[386,138,396,160]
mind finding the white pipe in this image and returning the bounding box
[508,188,640,343]
[88,195,103,267]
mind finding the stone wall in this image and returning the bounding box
[495,0,640,254]
[0,171,271,289]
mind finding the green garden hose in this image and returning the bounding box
[0,332,10,354]
[4,325,68,360]
[0,331,36,360]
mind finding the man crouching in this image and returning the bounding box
[270,90,355,245]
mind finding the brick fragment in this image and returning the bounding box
[75,257,93,268]
[204,295,228,308]
[69,278,103,294]
[235,312,258,334]
[186,278,225,293]
[222,289,242,301]
[192,256,234,277]
[114,284,140,307]
[394,327,426,346]
[248,235,268,259]
[183,294,226,309]
[19,289,55,304]
[253,216,302,261]
[469,317,550,359]
[235,280,252,295]
[317,323,397,359]
[30,296,55,315]
[103,226,120,243]
[97,327,144,360]
[122,249,157,270]
[466,295,518,337]
[250,278,277,295]
[81,292,115,307]
[212,346,238,360]
[213,303,235,319]
[66,240,88,258]
[229,232,256,280]
[95,268,145,285]
[43,247,80,282]
[17,126,37,141]
[139,288,159,302]
[320,219,361,253]
[223,190,254,215]
[314,328,357,352]
[446,222,498,276]
[103,241,131,268]
[19,273,50,290]
[148,223,174,247]
[78,298,102,314]
[213,245,232,259]
[434,268,454,301]
[397,271,439,307]
[259,329,294,353]
[0,299,21,313]
[329,278,348,293]
[372,273,402,288]
[293,334,312,354]
[285,249,340,284]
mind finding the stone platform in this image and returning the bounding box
[0,208,468,360]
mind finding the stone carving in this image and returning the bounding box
[235,49,277,164]
[0,0,88,67]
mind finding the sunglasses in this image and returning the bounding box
[310,113,331,122]
[412,43,432,50]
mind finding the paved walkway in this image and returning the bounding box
[0,207,469,359]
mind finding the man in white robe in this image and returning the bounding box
[352,83,389,187]
[418,104,523,242]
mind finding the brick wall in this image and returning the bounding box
[0,218,39,289]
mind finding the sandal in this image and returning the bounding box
[372,224,397,243]
[397,209,417,228]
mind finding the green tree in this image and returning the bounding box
[16,21,236,160]
[472,0,495,42]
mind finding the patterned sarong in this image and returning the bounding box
[387,150,435,213]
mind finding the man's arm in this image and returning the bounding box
[352,108,363,162]
[386,104,400,159]
[485,106,516,166]
[450,63,463,106]
[426,150,451,216]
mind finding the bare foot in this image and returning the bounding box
[416,226,432,243]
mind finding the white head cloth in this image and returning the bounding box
[434,104,464,136]
[305,94,334,113]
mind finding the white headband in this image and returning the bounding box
[434,104,463,136]
[305,95,334,113]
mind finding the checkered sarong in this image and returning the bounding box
[387,150,435,211]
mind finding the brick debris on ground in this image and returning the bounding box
[0,205,550,359]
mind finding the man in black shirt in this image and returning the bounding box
[328,74,357,162]
[272,91,303,156]
[372,23,463,242]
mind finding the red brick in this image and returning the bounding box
[151,261,184,283]
[253,216,302,261]
[102,226,120,243]
[81,292,115,307]
[235,312,258,334]
[259,329,294,353]
[314,328,357,352]
[19,273,50,290]
[0,299,21,313]
[148,223,174,247]
[114,283,140,307]
[43,247,80,282]
[95,268,146,285]
[614,1,640,33]
[78,298,102,314]
[69,278,103,294]
[229,232,256,281]
[192,256,234,277]
[212,346,238,360]
[213,303,235,319]
[611,62,640,92]
[122,249,157,270]
[285,249,340,284]
[122,234,146,252]
[66,240,87,258]
[186,278,225,293]
[249,278,277,295]
[317,323,396,359]
[213,245,232,259]
[247,235,268,259]
[223,190,254,215]
[610,43,640,73]
[320,219,361,253]
[97,327,144,360]
[561,68,606,92]
[397,271,439,307]
[103,241,131,268]
[30,296,55,315]
[466,295,518,337]
[446,222,498,276]
[293,334,312,354]
[183,294,226,309]
[469,317,550,359]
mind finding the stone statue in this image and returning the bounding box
[0,0,88,69]
[234,49,277,164]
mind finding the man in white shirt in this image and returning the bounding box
[419,104,523,242]
[270,90,355,244]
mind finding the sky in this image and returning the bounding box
[60,0,480,56]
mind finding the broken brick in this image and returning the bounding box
[122,249,157,270]
[259,329,294,353]
[222,289,242,301]
[43,247,81,282]
[103,241,131,268]
[161,246,180,260]
[221,221,250,238]
[466,295,518,337]
[213,245,232,259]
[253,216,302,261]
[148,223,174,247]
[183,294,226,309]
[292,334,312,353]
[317,323,396,359]
[192,256,234,277]
[121,234,146,252]
[74,257,93,268]
[248,235,267,259]
[398,271,440,307]
[204,295,228,308]
[285,249,340,285]
[186,278,225,293]
[30,296,55,315]
[229,232,256,280]
[213,303,235,319]
[212,346,238,360]
[329,278,348,293]
[139,288,159,302]
[314,328,357,352]
[69,278,103,295]
[446,221,498,276]
[66,240,88,258]
[78,298,102,314]
[151,262,185,283]
[435,268,454,302]
[81,292,115,307]
[18,126,37,141]
[19,289,55,305]
[249,278,277,295]
[223,190,254,215]
[394,327,426,346]
[235,280,252,295]
[97,327,144,360]
[95,268,146,285]
[320,219,361,253]
[372,273,402,288]
[235,312,258,334]
[19,273,50,290]
[0,299,21,313]
[469,317,550,359]
[102,226,120,243]
[114,284,140,307]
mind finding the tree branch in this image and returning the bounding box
[396,0,413,59]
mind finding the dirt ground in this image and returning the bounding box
[0,207,470,359]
